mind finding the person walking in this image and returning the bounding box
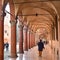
[37,39,44,57]
[5,42,9,51]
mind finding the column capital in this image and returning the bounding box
[18,21,23,28]
[0,10,6,17]
[10,20,17,26]
[23,21,29,30]
[0,11,5,20]
[23,25,28,30]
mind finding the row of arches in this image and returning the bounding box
[0,0,60,60]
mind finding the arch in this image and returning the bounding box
[17,1,58,21]
[35,26,51,33]
[30,23,52,33]
[19,6,55,19]
[3,0,15,20]
[27,12,54,22]
[28,16,53,26]
[3,0,8,11]
[30,21,52,27]
[26,8,54,23]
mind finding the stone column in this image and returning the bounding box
[58,20,60,46]
[31,32,35,47]
[55,27,56,40]
[23,24,28,51]
[19,21,24,53]
[33,32,35,46]
[50,28,53,49]
[31,31,34,47]
[30,31,32,48]
[10,20,17,57]
[27,29,30,49]
[0,10,4,60]
[9,0,17,57]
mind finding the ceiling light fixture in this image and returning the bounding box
[18,13,50,16]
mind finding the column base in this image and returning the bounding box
[29,48,31,49]
[24,50,28,51]
[17,51,24,54]
[24,49,28,51]
[8,54,18,58]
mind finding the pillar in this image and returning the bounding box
[52,27,54,40]
[56,19,58,40]
[10,20,17,57]
[9,0,17,57]
[31,31,34,47]
[23,24,28,51]
[27,29,30,49]
[55,27,56,40]
[31,31,35,47]
[53,27,55,40]
[58,20,60,46]
[19,21,24,53]
[0,8,4,60]
[32,32,35,46]
[30,31,32,48]
[50,28,53,48]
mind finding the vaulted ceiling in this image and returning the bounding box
[3,0,60,37]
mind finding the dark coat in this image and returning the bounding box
[6,43,9,48]
[37,41,44,51]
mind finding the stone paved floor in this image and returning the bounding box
[4,44,59,60]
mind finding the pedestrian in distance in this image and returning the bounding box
[37,39,45,57]
[5,42,9,51]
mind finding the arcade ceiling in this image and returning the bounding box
[3,0,60,37]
